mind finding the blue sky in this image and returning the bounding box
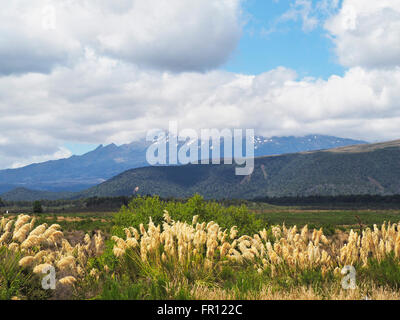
[224,0,344,78]
[63,143,99,156]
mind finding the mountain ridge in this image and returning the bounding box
[0,134,366,194]
[4,138,400,202]
[75,138,400,200]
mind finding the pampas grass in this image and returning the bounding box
[111,214,400,280]
[3,212,400,300]
[0,214,105,288]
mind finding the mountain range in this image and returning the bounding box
[4,137,400,201]
[76,139,400,200]
[0,135,365,194]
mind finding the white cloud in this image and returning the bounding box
[281,0,318,32]
[10,148,72,169]
[273,0,340,33]
[1,48,400,168]
[0,0,242,75]
[1,0,400,170]
[0,2,80,75]
[325,0,400,68]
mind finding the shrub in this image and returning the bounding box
[113,194,267,237]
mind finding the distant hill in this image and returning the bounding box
[75,139,400,200]
[0,135,366,194]
[1,187,74,202]
[0,141,149,194]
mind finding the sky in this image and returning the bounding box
[0,0,400,169]
[224,0,345,78]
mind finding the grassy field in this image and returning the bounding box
[1,212,114,233]
[24,209,400,236]
[257,208,400,228]
[2,196,400,300]
[6,202,400,232]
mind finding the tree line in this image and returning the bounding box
[253,194,400,208]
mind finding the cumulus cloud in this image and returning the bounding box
[0,0,400,169]
[1,48,400,168]
[325,0,400,68]
[0,2,79,75]
[0,0,242,75]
